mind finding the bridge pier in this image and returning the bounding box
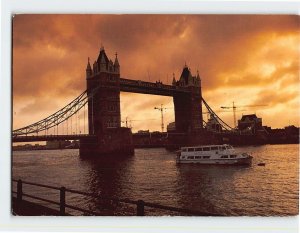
[79,128,134,157]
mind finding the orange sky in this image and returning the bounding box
[13,14,299,132]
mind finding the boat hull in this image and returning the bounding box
[177,156,252,165]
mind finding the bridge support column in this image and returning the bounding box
[173,92,203,133]
[79,128,134,157]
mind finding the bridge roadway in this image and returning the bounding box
[120,78,191,96]
[12,132,188,143]
[12,134,97,143]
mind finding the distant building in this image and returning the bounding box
[284,125,299,135]
[46,140,71,149]
[13,143,45,151]
[267,125,299,144]
[205,114,222,132]
[167,122,176,132]
[137,130,150,134]
[238,114,262,134]
[152,131,161,134]
[66,140,80,149]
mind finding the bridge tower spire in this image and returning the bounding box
[172,73,176,86]
[114,52,120,73]
[86,57,92,78]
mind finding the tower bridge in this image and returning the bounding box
[13,46,235,156]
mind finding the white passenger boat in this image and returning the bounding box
[176,144,252,165]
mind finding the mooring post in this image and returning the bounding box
[136,200,145,216]
[17,179,22,203]
[60,187,66,216]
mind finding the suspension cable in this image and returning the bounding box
[12,86,100,136]
[84,104,85,134]
[79,107,81,134]
[202,97,234,131]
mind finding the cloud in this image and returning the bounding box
[252,88,299,107]
[18,97,58,116]
[13,14,300,129]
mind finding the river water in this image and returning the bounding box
[12,144,299,216]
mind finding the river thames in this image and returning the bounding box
[12,144,298,216]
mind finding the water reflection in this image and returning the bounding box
[77,156,135,215]
[176,164,251,215]
[12,145,298,216]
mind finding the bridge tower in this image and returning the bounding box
[80,46,134,156]
[166,65,211,149]
[172,65,203,133]
[86,46,121,134]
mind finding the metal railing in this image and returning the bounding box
[12,179,220,216]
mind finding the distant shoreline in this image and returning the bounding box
[12,142,299,152]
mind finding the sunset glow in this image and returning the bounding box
[13,15,299,132]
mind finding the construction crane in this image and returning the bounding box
[220,102,267,128]
[154,104,169,132]
[121,117,130,128]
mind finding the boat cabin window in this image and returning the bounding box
[187,156,194,159]
[221,155,228,158]
[195,148,202,151]
[203,156,210,159]
[195,156,201,159]
[211,146,218,150]
[182,148,187,152]
[221,146,226,150]
[203,147,210,151]
[230,155,237,158]
[187,148,194,152]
